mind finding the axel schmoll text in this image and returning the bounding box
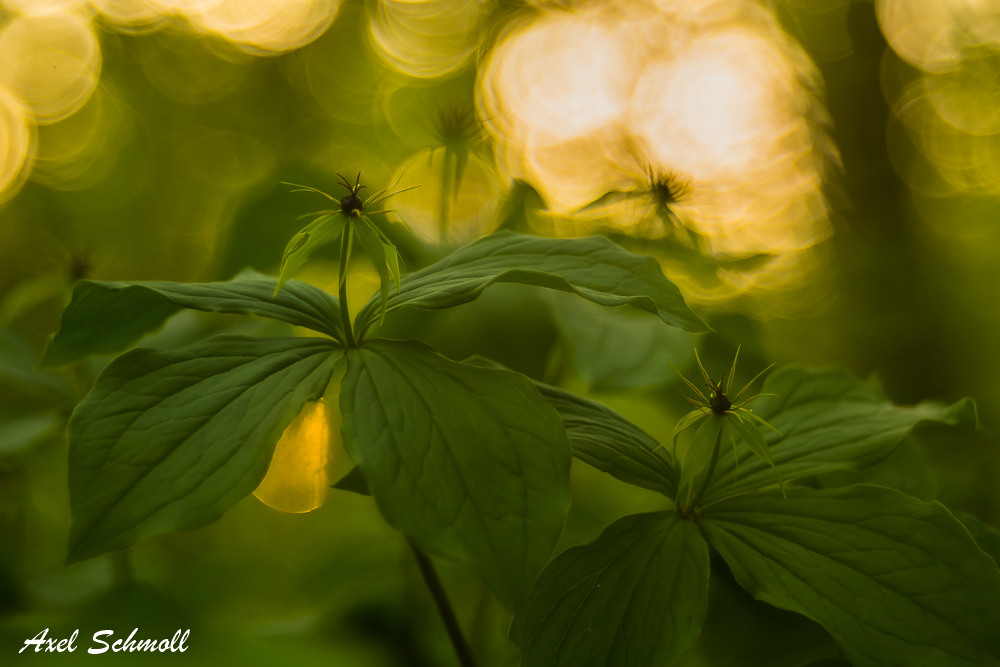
[20,628,190,654]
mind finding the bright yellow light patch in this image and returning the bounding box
[480,0,835,313]
[179,0,341,55]
[369,0,485,78]
[0,12,101,124]
[254,398,339,514]
[0,88,33,205]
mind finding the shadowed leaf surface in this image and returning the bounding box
[704,366,976,502]
[701,485,1000,667]
[339,339,571,610]
[355,231,708,335]
[512,511,709,667]
[44,271,344,366]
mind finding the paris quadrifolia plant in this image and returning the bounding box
[40,170,1000,667]
[277,172,418,335]
[667,346,785,515]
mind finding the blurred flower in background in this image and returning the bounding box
[479,0,839,313]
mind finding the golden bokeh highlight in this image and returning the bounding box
[89,0,165,31]
[368,0,486,78]
[877,0,1000,74]
[480,10,634,151]
[479,0,835,312]
[254,398,339,514]
[0,12,101,124]
[0,87,34,205]
[178,0,341,55]
[2,0,90,16]
[879,0,1000,204]
[31,84,132,191]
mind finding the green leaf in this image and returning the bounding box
[67,336,343,562]
[679,415,723,493]
[0,412,61,454]
[0,329,73,405]
[704,366,976,503]
[700,485,1000,667]
[670,408,709,440]
[954,511,1000,569]
[461,354,679,496]
[339,339,571,610]
[352,216,392,324]
[275,214,346,295]
[548,293,696,391]
[817,437,936,500]
[511,512,709,667]
[532,381,678,497]
[728,411,784,496]
[44,271,344,367]
[354,231,708,335]
[331,465,370,496]
[382,238,401,292]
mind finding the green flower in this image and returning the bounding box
[667,347,785,510]
[275,173,418,325]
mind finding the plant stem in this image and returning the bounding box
[439,148,455,245]
[686,421,723,513]
[339,224,355,346]
[408,541,477,667]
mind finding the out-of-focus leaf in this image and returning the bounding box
[701,485,1000,667]
[275,214,346,295]
[547,292,695,391]
[43,271,344,367]
[354,231,708,335]
[704,366,976,503]
[0,275,69,326]
[0,412,61,453]
[0,329,73,405]
[339,339,570,610]
[67,336,343,562]
[511,512,709,667]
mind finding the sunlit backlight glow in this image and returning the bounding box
[254,399,338,514]
[480,0,835,310]
[369,0,487,78]
[481,11,634,148]
[0,87,34,204]
[879,0,1000,202]
[0,12,102,124]
[150,0,340,54]
[2,0,90,16]
[89,0,166,31]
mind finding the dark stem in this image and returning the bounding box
[339,224,355,346]
[408,542,476,667]
[685,422,723,513]
[439,148,455,245]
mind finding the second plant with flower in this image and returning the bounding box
[668,348,784,514]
